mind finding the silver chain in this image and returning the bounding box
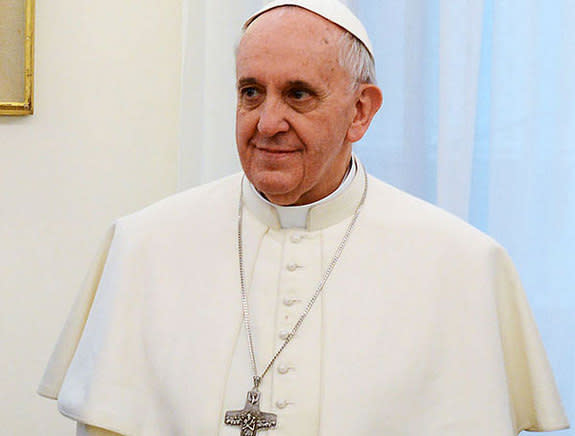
[237,163,368,389]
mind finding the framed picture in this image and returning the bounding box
[0,0,35,115]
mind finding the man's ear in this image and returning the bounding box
[346,84,383,143]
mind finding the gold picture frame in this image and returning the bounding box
[0,0,35,115]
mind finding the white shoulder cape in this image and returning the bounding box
[38,173,569,435]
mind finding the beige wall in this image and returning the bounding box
[0,0,182,434]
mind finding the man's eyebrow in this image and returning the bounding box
[237,78,321,93]
[237,77,258,87]
[287,80,316,89]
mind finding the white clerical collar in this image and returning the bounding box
[243,154,365,231]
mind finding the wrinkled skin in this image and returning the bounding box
[235,7,382,205]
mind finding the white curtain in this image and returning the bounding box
[179,0,264,189]
[180,0,575,431]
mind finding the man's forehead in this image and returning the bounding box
[247,6,343,36]
[241,7,344,51]
[243,0,374,60]
[237,8,344,69]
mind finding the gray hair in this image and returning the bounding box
[338,31,377,87]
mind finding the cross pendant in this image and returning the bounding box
[224,390,277,436]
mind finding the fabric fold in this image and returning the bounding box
[38,224,116,400]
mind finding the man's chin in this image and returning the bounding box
[264,192,302,206]
[250,174,303,206]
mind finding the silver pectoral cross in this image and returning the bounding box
[224,390,277,436]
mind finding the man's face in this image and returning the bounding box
[235,7,358,206]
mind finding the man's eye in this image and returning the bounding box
[289,89,311,100]
[241,87,259,98]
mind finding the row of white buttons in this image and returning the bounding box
[276,362,292,407]
[275,232,311,412]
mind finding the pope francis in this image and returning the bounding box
[39,0,569,435]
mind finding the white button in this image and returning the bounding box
[277,365,290,374]
[286,263,299,272]
[279,330,290,340]
[283,297,297,306]
[290,234,302,243]
[276,400,289,409]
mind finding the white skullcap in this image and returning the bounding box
[243,0,374,60]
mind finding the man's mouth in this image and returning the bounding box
[258,148,297,154]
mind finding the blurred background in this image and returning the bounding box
[1,0,572,434]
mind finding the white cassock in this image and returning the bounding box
[38,156,569,435]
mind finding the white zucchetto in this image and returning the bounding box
[243,0,375,60]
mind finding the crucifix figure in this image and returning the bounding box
[225,390,277,436]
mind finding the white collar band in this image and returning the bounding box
[251,157,357,228]
[244,154,364,231]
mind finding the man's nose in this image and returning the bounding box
[257,97,290,137]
